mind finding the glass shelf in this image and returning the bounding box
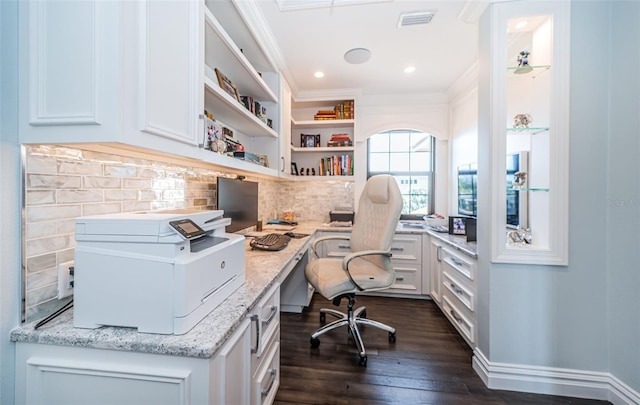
[507,65,551,78]
[507,127,549,135]
[509,187,550,192]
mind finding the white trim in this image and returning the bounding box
[473,349,640,405]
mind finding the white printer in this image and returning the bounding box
[73,209,245,335]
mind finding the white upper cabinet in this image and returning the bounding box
[19,0,201,149]
[482,1,570,265]
[18,0,283,178]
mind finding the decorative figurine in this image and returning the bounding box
[513,171,527,189]
[513,113,533,128]
[507,226,532,245]
[514,49,533,74]
[517,49,530,67]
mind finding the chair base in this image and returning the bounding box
[309,295,396,366]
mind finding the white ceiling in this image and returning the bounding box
[252,0,482,97]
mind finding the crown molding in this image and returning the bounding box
[458,0,490,23]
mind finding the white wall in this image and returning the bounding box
[475,0,639,399]
[0,1,20,403]
[606,0,640,393]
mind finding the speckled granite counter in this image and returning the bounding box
[10,224,320,359]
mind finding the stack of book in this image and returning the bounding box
[327,133,352,147]
[319,155,353,176]
[313,109,336,120]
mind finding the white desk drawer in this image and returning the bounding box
[441,294,476,346]
[390,234,422,263]
[442,271,475,312]
[252,335,280,405]
[251,283,279,359]
[441,246,476,285]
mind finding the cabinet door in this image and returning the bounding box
[19,0,121,143]
[213,317,252,405]
[134,0,201,145]
[429,238,444,304]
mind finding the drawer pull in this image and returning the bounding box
[391,247,404,252]
[262,305,278,325]
[450,257,463,267]
[450,283,464,295]
[338,244,351,249]
[261,369,277,397]
[250,314,260,354]
[395,277,405,282]
[436,246,442,262]
[450,309,464,324]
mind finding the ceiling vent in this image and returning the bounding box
[398,11,435,27]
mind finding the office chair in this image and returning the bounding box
[305,174,403,366]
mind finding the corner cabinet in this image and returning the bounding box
[18,0,283,178]
[288,97,357,179]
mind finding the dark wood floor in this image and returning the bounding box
[275,294,611,405]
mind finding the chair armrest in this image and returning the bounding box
[310,234,351,257]
[341,250,392,291]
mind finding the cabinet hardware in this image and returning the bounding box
[450,257,463,266]
[262,305,278,325]
[450,309,463,323]
[338,244,350,249]
[261,369,277,397]
[391,247,404,252]
[450,283,464,295]
[281,156,285,172]
[436,245,442,262]
[250,314,260,354]
[395,277,405,282]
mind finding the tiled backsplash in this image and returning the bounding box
[23,145,353,322]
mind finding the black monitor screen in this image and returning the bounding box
[216,177,258,233]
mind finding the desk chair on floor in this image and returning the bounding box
[305,174,403,366]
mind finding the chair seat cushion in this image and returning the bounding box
[305,257,396,300]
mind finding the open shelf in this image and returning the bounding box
[507,127,549,135]
[290,146,354,153]
[291,118,355,129]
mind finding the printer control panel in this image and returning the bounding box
[169,219,206,240]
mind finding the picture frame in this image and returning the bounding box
[215,68,241,102]
[448,216,466,235]
[291,162,299,175]
[301,134,320,148]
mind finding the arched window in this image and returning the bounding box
[367,129,435,219]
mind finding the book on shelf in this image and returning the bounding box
[318,154,353,176]
[312,100,355,120]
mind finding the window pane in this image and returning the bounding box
[410,151,430,171]
[369,152,389,172]
[390,132,410,152]
[389,152,410,171]
[410,133,432,152]
[368,133,389,152]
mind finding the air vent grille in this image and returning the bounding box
[398,11,435,27]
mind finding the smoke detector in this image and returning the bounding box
[398,11,436,27]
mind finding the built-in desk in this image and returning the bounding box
[10,223,320,405]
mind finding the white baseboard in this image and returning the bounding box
[473,349,640,405]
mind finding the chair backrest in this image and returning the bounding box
[350,175,403,268]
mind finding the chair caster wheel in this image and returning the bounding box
[389,332,396,343]
[359,355,367,366]
[319,313,326,324]
[310,337,320,348]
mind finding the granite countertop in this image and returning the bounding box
[10,224,320,359]
[10,221,476,359]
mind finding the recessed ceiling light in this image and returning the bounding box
[404,66,416,74]
[344,48,372,64]
[314,71,325,78]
